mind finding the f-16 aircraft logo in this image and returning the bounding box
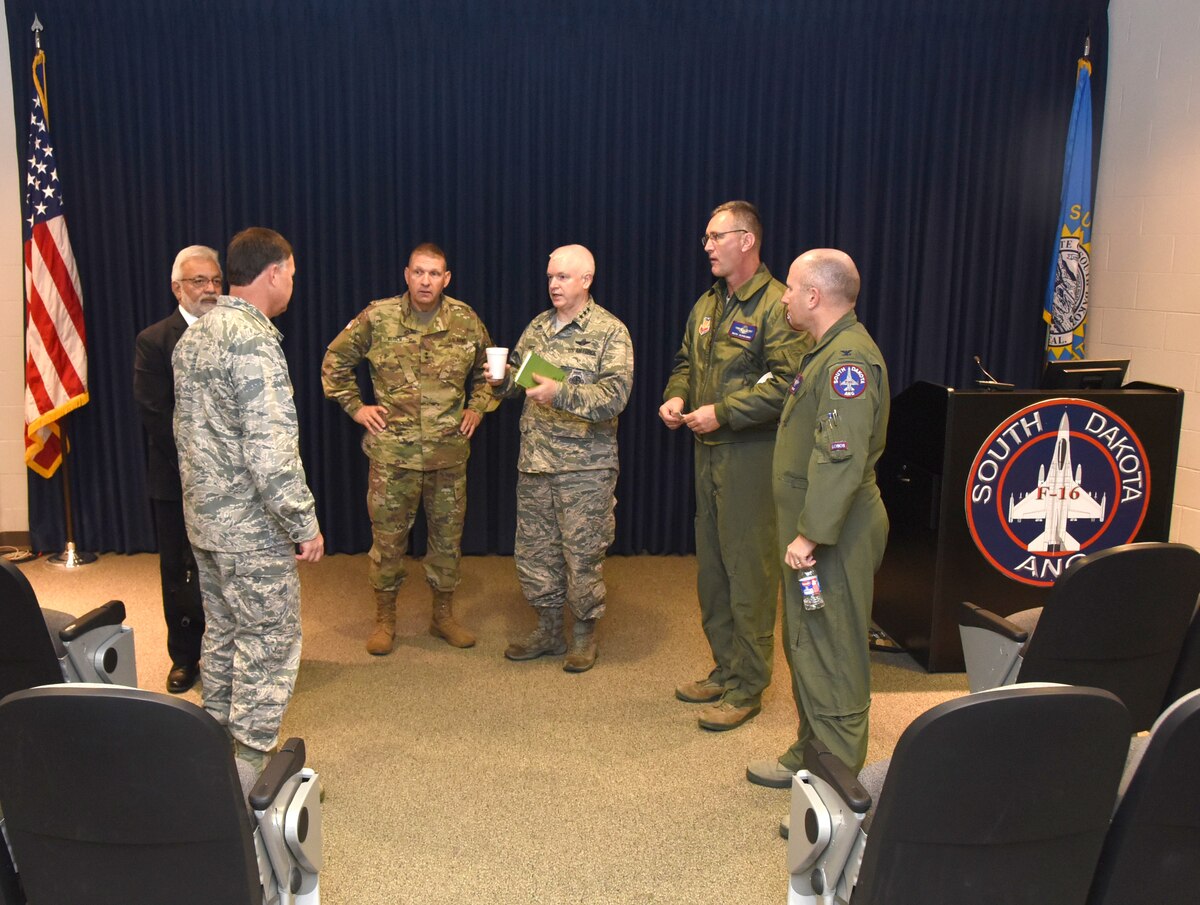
[1007,413,1106,552]
[831,364,867,399]
[965,399,1149,587]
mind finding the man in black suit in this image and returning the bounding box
[133,245,222,693]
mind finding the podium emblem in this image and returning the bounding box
[965,399,1149,586]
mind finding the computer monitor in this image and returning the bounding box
[1039,358,1129,390]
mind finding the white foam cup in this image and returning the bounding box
[486,347,509,380]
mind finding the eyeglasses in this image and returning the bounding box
[700,229,748,248]
[179,276,222,289]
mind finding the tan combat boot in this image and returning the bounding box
[563,617,598,672]
[430,589,476,648]
[366,590,397,656]
[504,606,567,660]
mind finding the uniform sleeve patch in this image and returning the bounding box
[831,364,867,398]
[698,316,712,336]
[729,321,757,342]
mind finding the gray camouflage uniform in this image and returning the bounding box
[494,297,633,619]
[321,293,493,593]
[173,295,319,754]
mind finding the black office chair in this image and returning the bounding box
[958,542,1200,730]
[0,556,136,701]
[0,684,321,905]
[1085,687,1200,905]
[787,684,1132,905]
[1161,602,1200,711]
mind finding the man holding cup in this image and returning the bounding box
[487,245,633,672]
[322,243,495,655]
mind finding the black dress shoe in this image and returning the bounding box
[166,663,199,694]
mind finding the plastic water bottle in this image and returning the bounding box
[798,567,825,611]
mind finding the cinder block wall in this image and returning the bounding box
[0,13,29,537]
[1088,0,1200,545]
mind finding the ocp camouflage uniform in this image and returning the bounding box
[321,292,493,594]
[773,310,889,774]
[663,264,810,708]
[173,295,319,755]
[496,297,633,620]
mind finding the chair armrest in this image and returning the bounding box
[250,737,307,811]
[959,601,1027,643]
[59,600,127,642]
[804,739,872,814]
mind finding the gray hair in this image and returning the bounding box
[171,245,221,282]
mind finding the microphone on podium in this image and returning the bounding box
[973,355,1014,391]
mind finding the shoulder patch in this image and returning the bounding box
[699,316,712,336]
[831,364,868,398]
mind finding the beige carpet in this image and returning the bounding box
[20,553,967,904]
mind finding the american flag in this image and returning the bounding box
[23,45,88,477]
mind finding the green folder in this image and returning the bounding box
[514,350,566,389]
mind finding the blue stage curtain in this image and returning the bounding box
[3,0,1108,555]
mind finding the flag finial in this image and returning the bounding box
[31,15,43,48]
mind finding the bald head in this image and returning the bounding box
[548,244,595,279]
[546,244,595,321]
[796,249,860,306]
[781,248,862,340]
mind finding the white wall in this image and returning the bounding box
[0,11,28,534]
[1089,0,1200,545]
[0,2,1195,543]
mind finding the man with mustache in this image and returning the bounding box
[133,245,223,694]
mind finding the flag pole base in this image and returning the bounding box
[47,542,97,568]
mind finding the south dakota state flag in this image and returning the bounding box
[1043,57,1093,361]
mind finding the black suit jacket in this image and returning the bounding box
[133,309,188,501]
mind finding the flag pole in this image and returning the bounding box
[24,17,96,566]
[46,416,96,567]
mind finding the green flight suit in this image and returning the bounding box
[663,265,810,708]
[773,310,889,774]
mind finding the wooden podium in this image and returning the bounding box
[873,380,1183,671]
